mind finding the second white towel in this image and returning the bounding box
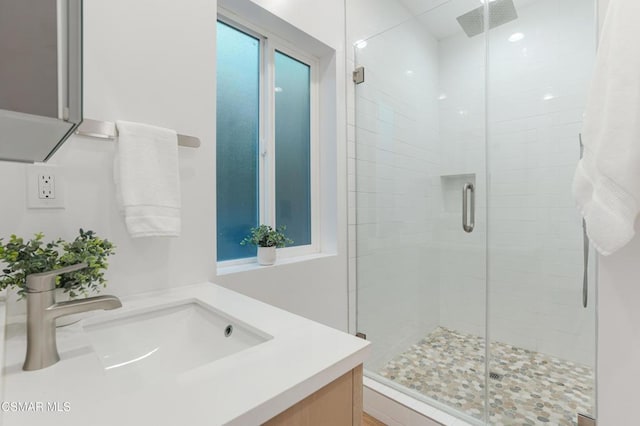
[115,120,181,238]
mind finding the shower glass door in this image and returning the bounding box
[353,0,597,424]
[354,0,488,422]
[486,0,597,424]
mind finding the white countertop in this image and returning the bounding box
[1,283,370,425]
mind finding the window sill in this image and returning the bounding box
[216,252,335,276]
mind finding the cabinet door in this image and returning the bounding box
[264,366,363,426]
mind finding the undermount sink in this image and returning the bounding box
[83,301,272,377]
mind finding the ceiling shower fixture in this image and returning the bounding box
[456,0,518,38]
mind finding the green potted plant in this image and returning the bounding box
[240,225,293,265]
[0,229,115,323]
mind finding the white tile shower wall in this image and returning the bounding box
[437,0,596,365]
[436,28,487,339]
[346,0,414,50]
[351,16,442,370]
[347,0,417,337]
[349,0,595,366]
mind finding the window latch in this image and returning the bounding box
[260,139,268,157]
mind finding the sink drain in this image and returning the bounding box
[224,325,233,337]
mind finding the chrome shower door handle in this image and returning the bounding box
[462,182,475,233]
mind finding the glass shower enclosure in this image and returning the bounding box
[351,0,597,424]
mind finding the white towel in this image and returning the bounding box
[572,0,640,256]
[114,120,181,238]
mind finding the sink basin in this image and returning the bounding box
[83,301,271,378]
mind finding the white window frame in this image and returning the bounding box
[217,11,320,267]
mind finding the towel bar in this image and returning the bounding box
[75,118,200,148]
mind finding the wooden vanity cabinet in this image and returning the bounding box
[264,365,363,426]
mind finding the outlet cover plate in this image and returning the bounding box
[38,174,56,199]
[26,164,65,209]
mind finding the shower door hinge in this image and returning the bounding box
[356,332,367,340]
[578,413,596,426]
[353,66,365,84]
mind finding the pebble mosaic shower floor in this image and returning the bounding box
[378,327,594,425]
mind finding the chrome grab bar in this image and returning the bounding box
[462,182,475,233]
[579,133,588,308]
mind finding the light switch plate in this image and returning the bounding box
[26,164,65,209]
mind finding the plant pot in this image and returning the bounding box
[257,246,276,266]
[54,288,94,327]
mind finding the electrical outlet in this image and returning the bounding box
[26,164,65,209]
[38,174,55,199]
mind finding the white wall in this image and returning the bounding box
[597,227,640,426]
[594,0,640,424]
[0,0,218,311]
[247,0,345,50]
[0,0,350,332]
[213,0,350,332]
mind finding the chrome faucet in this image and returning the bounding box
[23,263,122,371]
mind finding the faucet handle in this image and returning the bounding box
[25,262,88,293]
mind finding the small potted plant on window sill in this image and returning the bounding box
[240,225,293,266]
[0,229,115,325]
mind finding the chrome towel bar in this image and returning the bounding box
[75,118,200,148]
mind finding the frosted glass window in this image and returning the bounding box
[274,51,311,247]
[216,19,316,263]
[216,21,260,261]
